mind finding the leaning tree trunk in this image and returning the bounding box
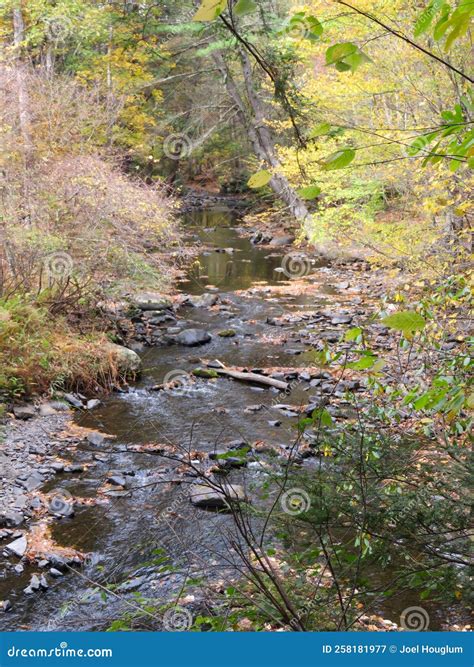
[13,3,33,223]
[212,49,309,223]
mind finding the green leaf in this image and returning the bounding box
[234,0,257,16]
[381,311,426,334]
[309,123,332,139]
[326,42,358,66]
[297,184,321,200]
[247,169,272,188]
[344,327,363,342]
[193,0,226,22]
[349,355,377,370]
[326,43,371,72]
[311,408,333,427]
[320,148,355,171]
[414,0,446,37]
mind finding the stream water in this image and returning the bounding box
[0,206,450,631]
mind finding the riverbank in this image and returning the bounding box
[1,204,470,633]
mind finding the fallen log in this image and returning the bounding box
[200,365,289,391]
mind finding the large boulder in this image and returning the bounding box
[176,329,212,347]
[132,292,172,311]
[106,343,142,376]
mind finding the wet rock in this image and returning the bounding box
[217,329,236,337]
[13,406,36,420]
[176,329,212,347]
[1,600,12,612]
[189,293,219,308]
[117,576,146,593]
[0,511,24,528]
[107,475,127,487]
[244,404,263,414]
[206,359,224,369]
[64,464,84,473]
[224,439,249,450]
[49,568,64,578]
[45,554,68,571]
[86,399,101,410]
[190,483,246,509]
[63,393,84,409]
[86,432,105,446]
[14,563,24,574]
[269,235,295,247]
[19,473,44,492]
[50,462,65,473]
[192,368,218,379]
[268,420,282,427]
[133,292,172,311]
[29,574,41,592]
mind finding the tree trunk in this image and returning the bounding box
[13,5,32,158]
[212,49,309,223]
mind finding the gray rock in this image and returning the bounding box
[86,431,105,446]
[176,329,212,347]
[49,568,64,578]
[117,576,145,592]
[0,511,24,527]
[331,314,353,325]
[49,401,71,412]
[13,406,36,420]
[86,399,101,410]
[14,563,24,574]
[29,574,41,591]
[63,393,84,409]
[190,483,246,509]
[38,403,58,416]
[269,235,295,247]
[105,343,142,375]
[5,535,27,557]
[1,600,12,612]
[107,475,126,487]
[20,473,44,492]
[189,293,219,308]
[133,292,172,311]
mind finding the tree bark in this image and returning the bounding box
[212,49,309,222]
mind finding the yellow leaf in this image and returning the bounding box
[193,0,226,21]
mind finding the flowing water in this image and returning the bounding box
[0,206,450,631]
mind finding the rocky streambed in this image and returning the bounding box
[0,205,460,631]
